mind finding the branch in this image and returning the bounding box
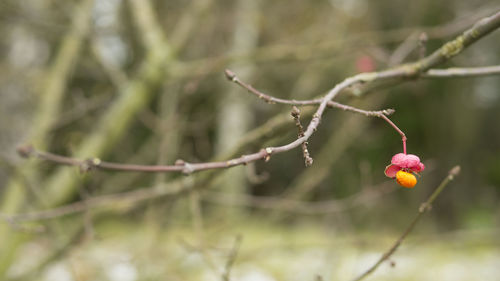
[225,64,500,117]
[16,11,500,178]
[38,0,213,208]
[3,107,316,223]
[0,214,45,234]
[16,144,271,175]
[202,182,394,215]
[189,190,219,276]
[224,69,395,117]
[0,180,187,222]
[222,235,242,281]
[279,96,386,201]
[388,32,421,66]
[129,0,171,53]
[0,0,95,276]
[0,179,393,222]
[421,65,500,78]
[414,11,500,72]
[379,114,407,154]
[17,72,379,175]
[291,106,314,167]
[171,7,498,79]
[352,166,461,281]
[30,0,95,147]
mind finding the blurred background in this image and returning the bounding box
[1,0,500,280]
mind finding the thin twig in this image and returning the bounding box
[0,179,394,223]
[0,214,45,233]
[388,32,420,66]
[172,7,499,79]
[224,69,394,117]
[379,115,407,154]
[202,182,394,215]
[90,38,129,91]
[222,235,243,281]
[225,64,500,110]
[418,32,428,59]
[0,180,187,222]
[421,65,500,78]
[291,106,313,167]
[352,166,461,281]
[189,190,219,276]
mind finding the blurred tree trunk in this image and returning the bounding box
[215,0,261,217]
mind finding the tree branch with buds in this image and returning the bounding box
[15,11,500,178]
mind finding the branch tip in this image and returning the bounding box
[224,69,236,81]
[383,109,396,116]
[304,156,313,167]
[182,162,194,175]
[418,32,428,58]
[16,145,34,158]
[449,165,461,178]
[291,106,300,118]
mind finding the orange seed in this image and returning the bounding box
[396,170,417,188]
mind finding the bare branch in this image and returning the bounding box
[189,190,219,276]
[0,179,394,223]
[16,144,271,175]
[222,235,243,281]
[291,106,313,167]
[418,32,429,59]
[411,11,500,73]
[0,214,45,233]
[421,65,500,78]
[202,183,394,215]
[352,166,461,281]
[388,32,420,66]
[224,69,395,117]
[173,7,499,79]
[0,180,187,222]
[379,115,407,154]
[3,108,318,223]
[16,11,500,178]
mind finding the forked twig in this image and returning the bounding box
[224,69,395,117]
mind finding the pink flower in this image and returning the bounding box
[384,153,425,178]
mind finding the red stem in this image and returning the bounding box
[380,115,407,154]
[403,136,407,154]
